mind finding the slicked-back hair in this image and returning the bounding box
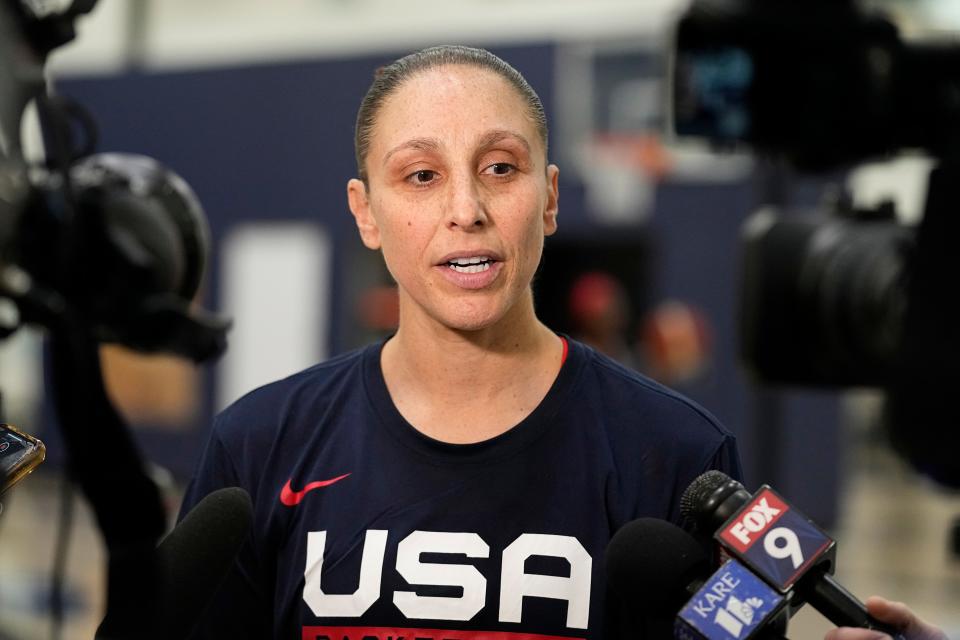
[354,45,549,184]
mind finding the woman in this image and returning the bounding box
[180,45,741,639]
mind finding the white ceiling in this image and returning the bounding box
[48,0,684,75]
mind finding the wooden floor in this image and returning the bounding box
[790,439,960,639]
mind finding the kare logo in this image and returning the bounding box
[677,559,784,640]
[715,595,765,638]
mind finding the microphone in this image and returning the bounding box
[681,470,905,639]
[605,518,789,639]
[154,486,253,635]
[96,486,253,639]
[606,518,711,615]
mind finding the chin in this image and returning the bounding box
[443,313,500,333]
[408,287,528,333]
[438,302,508,333]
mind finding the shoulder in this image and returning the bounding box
[573,339,730,440]
[213,343,372,447]
[567,339,741,480]
[566,339,742,522]
[180,344,377,519]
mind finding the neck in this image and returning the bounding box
[380,291,563,442]
[390,295,553,387]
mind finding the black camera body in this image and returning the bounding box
[672,0,960,170]
[671,0,960,486]
[740,196,913,388]
[0,3,235,632]
[0,0,228,361]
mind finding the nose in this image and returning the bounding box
[445,171,488,230]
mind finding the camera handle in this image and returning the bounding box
[884,155,960,488]
[47,315,166,637]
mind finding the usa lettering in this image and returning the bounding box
[729,498,781,545]
[302,530,592,630]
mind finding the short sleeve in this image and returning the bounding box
[703,432,744,483]
[178,422,273,639]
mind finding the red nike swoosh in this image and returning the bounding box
[280,473,351,506]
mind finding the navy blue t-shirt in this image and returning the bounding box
[180,337,742,639]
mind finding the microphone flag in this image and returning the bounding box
[675,559,787,640]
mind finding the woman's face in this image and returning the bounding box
[348,64,559,333]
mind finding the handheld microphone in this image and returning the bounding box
[153,486,253,635]
[605,518,789,639]
[681,470,905,639]
[96,486,253,639]
[606,518,711,614]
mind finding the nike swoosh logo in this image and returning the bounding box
[280,473,351,507]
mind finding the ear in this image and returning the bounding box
[347,178,381,250]
[543,164,559,237]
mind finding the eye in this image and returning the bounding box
[483,162,516,176]
[407,169,438,185]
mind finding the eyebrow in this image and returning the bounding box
[475,129,532,156]
[382,137,442,167]
[381,129,533,168]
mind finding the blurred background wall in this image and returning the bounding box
[0,0,957,638]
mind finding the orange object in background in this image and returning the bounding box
[99,345,200,429]
[357,285,401,331]
[640,300,712,385]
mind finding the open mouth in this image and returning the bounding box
[446,256,494,274]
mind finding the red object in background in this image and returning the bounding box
[358,285,400,331]
[567,271,638,367]
[568,271,626,330]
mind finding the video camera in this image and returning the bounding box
[1,2,232,634]
[670,0,960,487]
[0,0,228,360]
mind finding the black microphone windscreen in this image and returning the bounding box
[679,470,729,520]
[156,486,253,636]
[680,469,751,534]
[605,518,708,613]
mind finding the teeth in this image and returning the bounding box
[449,262,491,274]
[449,256,489,266]
[446,256,492,273]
